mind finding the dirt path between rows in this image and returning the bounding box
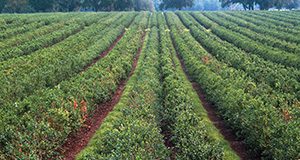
[60,32,146,160]
[166,13,257,160]
[176,52,252,160]
[160,121,177,160]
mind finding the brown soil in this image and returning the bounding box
[60,32,146,160]
[191,82,252,160]
[176,53,254,160]
[160,121,177,160]
[170,14,261,160]
[165,14,252,158]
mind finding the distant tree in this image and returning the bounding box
[255,0,273,10]
[83,0,132,11]
[184,0,221,11]
[134,0,153,11]
[0,0,7,12]
[114,0,134,11]
[82,0,107,11]
[220,0,299,10]
[160,0,195,10]
[220,0,255,10]
[274,0,285,9]
[284,0,299,9]
[2,0,31,13]
[82,0,99,11]
[28,0,55,12]
[56,0,81,11]
[83,0,153,11]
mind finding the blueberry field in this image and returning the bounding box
[0,11,299,160]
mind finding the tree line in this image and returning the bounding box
[0,0,299,13]
[158,0,299,10]
[220,0,299,10]
[0,0,154,13]
[157,0,222,11]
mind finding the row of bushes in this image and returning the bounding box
[0,14,72,49]
[243,11,295,28]
[230,11,300,44]
[191,12,300,69]
[0,13,149,159]
[272,11,300,22]
[0,14,91,62]
[77,15,170,159]
[177,12,300,100]
[0,13,134,106]
[203,12,300,55]
[0,14,42,31]
[218,12,300,49]
[166,12,300,159]
[157,13,238,160]
[78,12,238,159]
[252,11,300,27]
[0,13,66,40]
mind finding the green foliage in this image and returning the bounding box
[78,12,239,160]
[0,13,126,106]
[77,16,169,159]
[0,11,300,160]
[1,0,31,13]
[28,0,56,12]
[168,11,300,159]
[160,0,195,10]
[56,0,82,12]
[212,12,300,53]
[157,13,238,159]
[191,12,300,69]
[219,0,299,10]
[0,14,85,61]
[0,12,140,159]
[226,11,300,43]
[186,12,300,96]
[0,0,154,13]
[0,0,7,12]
